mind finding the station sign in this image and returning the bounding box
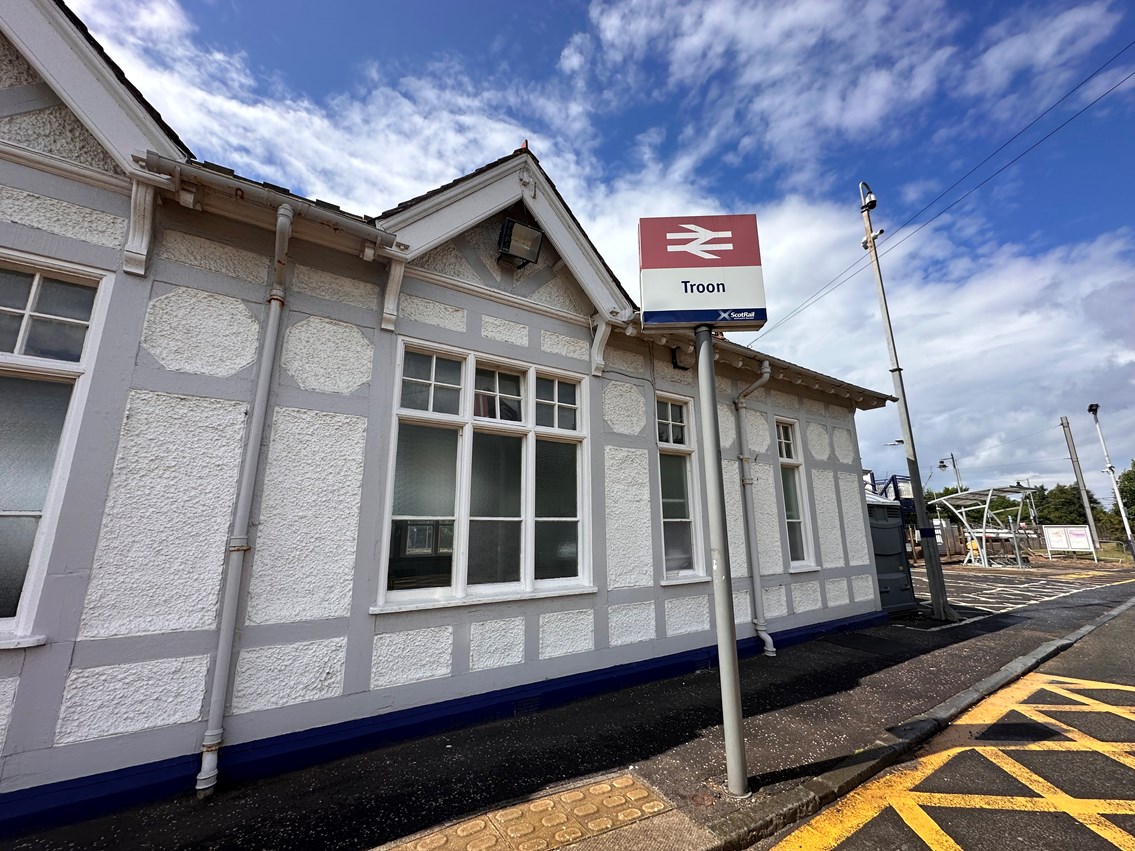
[639,214,766,330]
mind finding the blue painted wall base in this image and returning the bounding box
[0,609,886,837]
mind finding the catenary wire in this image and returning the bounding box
[749,40,1135,344]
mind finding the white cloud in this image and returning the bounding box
[65,0,1134,508]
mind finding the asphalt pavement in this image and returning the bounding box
[759,578,1135,850]
[4,563,1134,851]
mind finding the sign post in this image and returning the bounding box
[639,215,765,798]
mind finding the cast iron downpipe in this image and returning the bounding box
[734,360,776,656]
[196,204,293,795]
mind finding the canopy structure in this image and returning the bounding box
[929,485,1039,568]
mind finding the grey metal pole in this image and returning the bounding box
[694,324,749,797]
[1088,404,1135,559]
[950,453,963,492]
[1061,415,1100,548]
[859,183,957,622]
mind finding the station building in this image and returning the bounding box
[0,0,890,825]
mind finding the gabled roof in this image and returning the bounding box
[51,0,191,159]
[0,0,190,175]
[377,146,637,323]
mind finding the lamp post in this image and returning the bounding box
[1087,403,1135,559]
[938,453,964,492]
[860,182,957,622]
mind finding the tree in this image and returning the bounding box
[1033,483,1101,526]
[1116,460,1135,519]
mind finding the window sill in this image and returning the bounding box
[660,575,711,587]
[372,585,598,614]
[0,633,47,650]
[788,563,821,574]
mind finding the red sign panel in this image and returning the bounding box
[639,214,761,270]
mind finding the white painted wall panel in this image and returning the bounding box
[0,186,125,247]
[232,638,347,714]
[281,317,373,395]
[832,428,855,463]
[665,596,710,636]
[372,626,453,688]
[752,462,783,575]
[792,581,822,612]
[0,676,16,752]
[141,287,259,377]
[540,330,588,361]
[398,293,466,332]
[604,447,653,588]
[717,402,736,449]
[732,589,751,623]
[80,392,246,638]
[602,382,646,436]
[852,574,876,602]
[806,422,830,461]
[745,408,770,454]
[481,315,528,347]
[246,407,367,624]
[811,469,845,568]
[293,265,376,310]
[608,601,655,647]
[763,585,788,619]
[825,578,850,607]
[158,231,268,285]
[722,459,748,578]
[55,656,208,744]
[539,609,594,658]
[840,472,871,565]
[470,617,526,671]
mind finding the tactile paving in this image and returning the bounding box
[385,773,669,851]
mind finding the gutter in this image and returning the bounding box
[134,151,399,258]
[735,361,775,656]
[195,203,293,795]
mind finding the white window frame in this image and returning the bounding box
[776,418,816,571]
[656,393,705,582]
[0,250,114,643]
[375,338,591,609]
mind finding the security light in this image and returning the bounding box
[498,218,543,268]
[858,181,877,212]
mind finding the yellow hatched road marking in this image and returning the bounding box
[891,800,964,851]
[770,673,1135,850]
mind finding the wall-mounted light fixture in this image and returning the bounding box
[498,218,543,268]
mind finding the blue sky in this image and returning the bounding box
[74,0,1135,508]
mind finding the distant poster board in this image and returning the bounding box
[1042,525,1095,554]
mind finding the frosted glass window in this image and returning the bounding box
[468,430,522,584]
[467,521,521,585]
[535,440,578,580]
[392,425,457,517]
[0,377,72,510]
[535,441,576,517]
[777,421,809,563]
[660,453,693,576]
[0,376,74,618]
[0,517,39,618]
[387,346,586,597]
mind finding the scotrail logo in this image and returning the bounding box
[718,309,757,321]
[666,224,734,259]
